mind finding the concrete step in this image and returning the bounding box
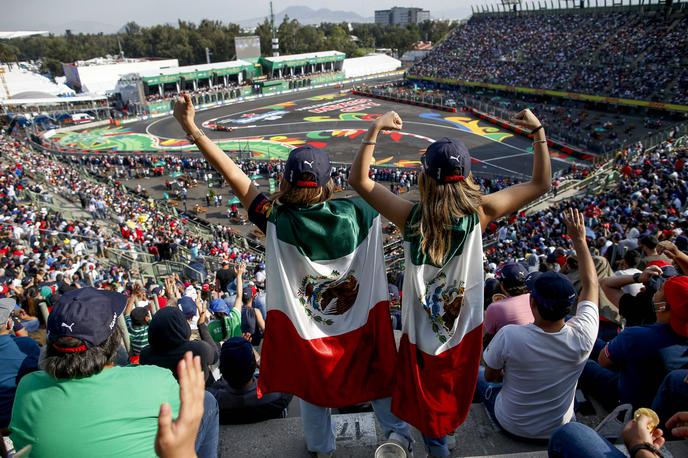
[218,403,688,458]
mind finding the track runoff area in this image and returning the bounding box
[54,83,581,180]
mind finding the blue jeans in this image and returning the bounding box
[422,435,449,458]
[475,367,503,425]
[299,397,412,454]
[548,422,623,458]
[195,391,219,458]
[579,360,620,411]
[652,369,688,438]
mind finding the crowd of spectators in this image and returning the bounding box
[3,122,688,456]
[411,9,688,105]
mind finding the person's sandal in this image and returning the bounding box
[594,403,633,442]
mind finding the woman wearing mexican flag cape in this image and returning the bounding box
[349,109,552,457]
[173,94,413,457]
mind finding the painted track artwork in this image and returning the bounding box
[48,84,582,178]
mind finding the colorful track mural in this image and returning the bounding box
[44,90,577,175]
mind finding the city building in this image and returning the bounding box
[375,7,431,26]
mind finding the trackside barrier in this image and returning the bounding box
[465,106,595,161]
[351,89,458,113]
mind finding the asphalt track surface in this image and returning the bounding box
[131,83,574,180]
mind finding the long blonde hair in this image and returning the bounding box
[271,173,335,206]
[415,171,482,265]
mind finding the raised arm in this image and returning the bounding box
[479,109,551,231]
[173,94,259,209]
[564,208,598,305]
[600,266,661,307]
[348,111,415,231]
[658,240,688,274]
[232,262,246,313]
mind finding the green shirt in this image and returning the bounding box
[10,365,180,458]
[125,315,149,356]
[207,308,242,342]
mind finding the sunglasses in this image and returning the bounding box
[653,301,669,313]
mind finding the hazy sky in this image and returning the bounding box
[2,0,497,33]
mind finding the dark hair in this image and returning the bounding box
[502,283,529,297]
[639,235,658,250]
[43,326,123,379]
[623,249,641,269]
[533,297,571,321]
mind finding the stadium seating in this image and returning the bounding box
[411,8,688,105]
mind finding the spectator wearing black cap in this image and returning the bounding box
[479,208,599,440]
[240,285,265,347]
[0,297,39,430]
[8,288,186,458]
[139,306,218,386]
[209,337,292,424]
[123,290,151,362]
[483,262,534,347]
[580,275,688,410]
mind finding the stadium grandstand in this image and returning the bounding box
[2,1,688,458]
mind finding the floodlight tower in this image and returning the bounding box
[270,2,280,57]
[500,0,522,12]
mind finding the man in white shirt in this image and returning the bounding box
[479,208,599,440]
[612,250,643,297]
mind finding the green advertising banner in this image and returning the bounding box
[407,75,688,113]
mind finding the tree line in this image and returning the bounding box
[0,17,456,77]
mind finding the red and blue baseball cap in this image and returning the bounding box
[284,145,331,188]
[526,272,577,319]
[47,288,127,350]
[422,137,471,183]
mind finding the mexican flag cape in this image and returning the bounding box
[392,207,484,437]
[257,197,396,407]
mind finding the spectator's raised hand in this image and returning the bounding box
[563,208,585,241]
[666,411,688,438]
[155,351,204,458]
[639,265,662,283]
[623,413,665,451]
[511,109,542,132]
[374,111,403,131]
[234,261,246,277]
[657,240,680,260]
[173,93,196,133]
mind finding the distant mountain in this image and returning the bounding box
[238,6,373,28]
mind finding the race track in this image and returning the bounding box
[50,83,580,179]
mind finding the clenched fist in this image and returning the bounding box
[374,111,403,131]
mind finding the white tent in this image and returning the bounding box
[1,64,75,100]
[342,54,401,79]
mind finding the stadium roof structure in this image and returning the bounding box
[260,51,346,71]
[1,94,107,106]
[0,31,49,39]
[138,59,257,85]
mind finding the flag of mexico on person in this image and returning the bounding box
[257,196,397,407]
[392,209,484,437]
